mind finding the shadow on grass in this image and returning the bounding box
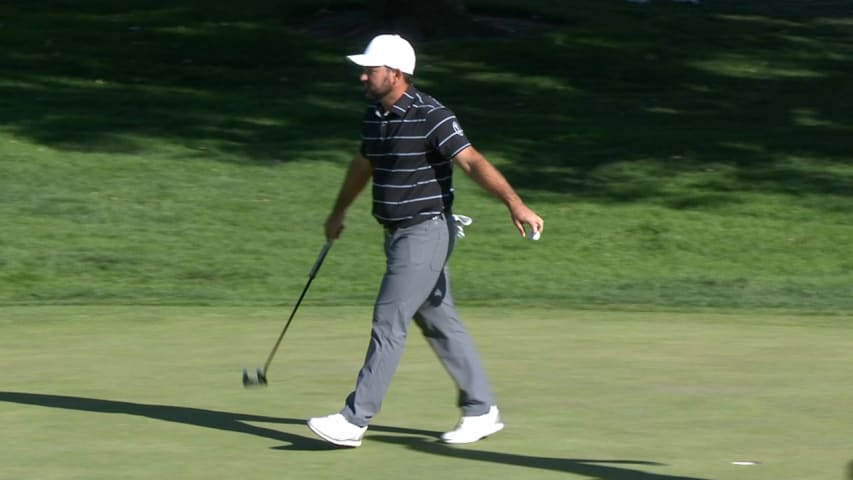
[1,391,709,479]
[0,390,333,451]
[370,434,710,480]
[2,2,851,207]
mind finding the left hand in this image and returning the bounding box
[510,204,544,239]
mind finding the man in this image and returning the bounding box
[307,34,544,448]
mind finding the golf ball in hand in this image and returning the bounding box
[528,229,541,241]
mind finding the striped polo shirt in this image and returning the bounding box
[360,86,471,229]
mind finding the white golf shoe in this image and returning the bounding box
[441,406,504,444]
[307,413,367,447]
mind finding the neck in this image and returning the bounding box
[379,84,409,111]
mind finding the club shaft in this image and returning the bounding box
[261,240,333,374]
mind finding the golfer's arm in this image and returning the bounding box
[453,146,524,210]
[331,153,373,214]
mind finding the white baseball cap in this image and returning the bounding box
[347,34,416,75]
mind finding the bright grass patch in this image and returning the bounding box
[1,306,851,480]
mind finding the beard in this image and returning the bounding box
[365,75,394,101]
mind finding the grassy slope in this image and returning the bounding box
[1,306,852,480]
[0,0,851,310]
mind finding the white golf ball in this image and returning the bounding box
[528,229,541,241]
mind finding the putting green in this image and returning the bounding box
[1,306,850,479]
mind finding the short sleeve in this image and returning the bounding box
[425,108,471,160]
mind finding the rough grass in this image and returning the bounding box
[1,0,851,311]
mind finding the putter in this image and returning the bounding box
[243,240,333,387]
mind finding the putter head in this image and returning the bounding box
[242,367,268,388]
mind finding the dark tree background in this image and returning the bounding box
[299,0,546,42]
[365,0,497,40]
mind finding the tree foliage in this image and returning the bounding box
[366,0,488,40]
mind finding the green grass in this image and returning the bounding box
[2,3,851,479]
[1,0,851,310]
[2,306,852,480]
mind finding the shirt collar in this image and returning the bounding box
[374,86,418,118]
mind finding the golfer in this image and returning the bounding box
[307,34,544,448]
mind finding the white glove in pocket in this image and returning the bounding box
[452,214,473,239]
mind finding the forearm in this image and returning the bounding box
[457,149,523,210]
[454,146,543,237]
[331,154,373,215]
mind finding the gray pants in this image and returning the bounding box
[341,214,495,426]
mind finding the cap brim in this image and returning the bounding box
[347,54,382,67]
